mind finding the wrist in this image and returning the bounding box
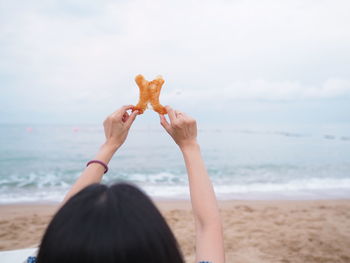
[179,140,200,153]
[99,142,119,159]
[102,141,121,152]
[93,142,119,165]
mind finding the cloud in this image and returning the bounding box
[0,0,350,123]
[164,78,350,102]
[229,78,350,100]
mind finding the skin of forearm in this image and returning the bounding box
[181,142,222,229]
[62,142,118,204]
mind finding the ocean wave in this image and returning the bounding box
[0,177,350,203]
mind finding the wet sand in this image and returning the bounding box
[1,200,350,263]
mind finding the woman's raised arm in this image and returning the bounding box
[160,106,225,263]
[62,105,138,204]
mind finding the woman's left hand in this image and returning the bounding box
[103,105,138,150]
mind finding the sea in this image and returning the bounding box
[0,123,350,203]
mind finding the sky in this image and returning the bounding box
[0,0,350,126]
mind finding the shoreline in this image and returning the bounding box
[1,198,350,211]
[1,189,350,205]
[1,197,350,204]
[1,200,350,263]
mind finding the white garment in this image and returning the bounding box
[0,248,37,263]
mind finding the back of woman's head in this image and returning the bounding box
[37,182,184,263]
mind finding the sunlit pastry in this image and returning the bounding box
[132,74,167,115]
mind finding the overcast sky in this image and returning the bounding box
[1,0,349,126]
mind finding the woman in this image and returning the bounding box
[27,105,225,263]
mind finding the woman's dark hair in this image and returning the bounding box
[37,182,184,263]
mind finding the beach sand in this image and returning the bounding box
[1,200,350,263]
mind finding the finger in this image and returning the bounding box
[125,110,138,128]
[122,112,129,123]
[165,105,176,123]
[111,105,134,118]
[175,110,184,118]
[111,105,134,116]
[180,112,189,118]
[159,114,171,131]
[120,104,134,112]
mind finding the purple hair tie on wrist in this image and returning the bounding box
[86,160,109,174]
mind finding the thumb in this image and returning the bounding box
[125,110,138,128]
[159,114,171,132]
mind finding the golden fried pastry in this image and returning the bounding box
[132,74,167,115]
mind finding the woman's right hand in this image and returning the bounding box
[161,106,224,263]
[159,106,198,149]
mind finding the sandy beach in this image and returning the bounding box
[1,200,350,263]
